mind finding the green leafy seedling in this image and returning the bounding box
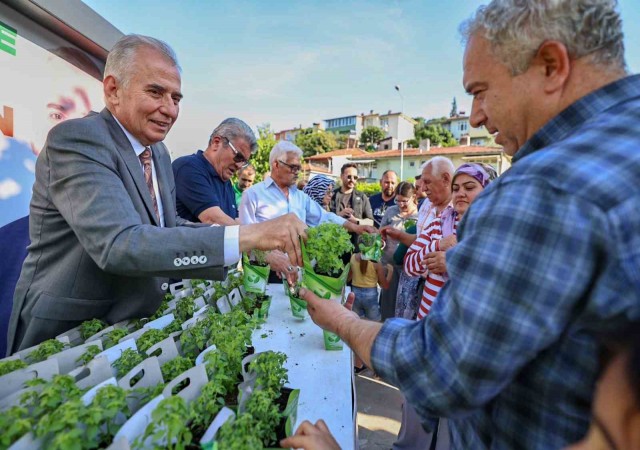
[75,344,102,366]
[306,223,354,276]
[79,319,108,340]
[0,358,27,376]
[27,339,67,363]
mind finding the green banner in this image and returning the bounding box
[0,20,17,56]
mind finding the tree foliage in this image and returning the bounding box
[360,126,386,151]
[253,124,276,181]
[407,118,458,148]
[295,128,338,157]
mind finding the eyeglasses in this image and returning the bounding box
[224,137,250,168]
[395,197,413,205]
[278,159,302,173]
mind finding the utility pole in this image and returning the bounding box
[395,85,404,180]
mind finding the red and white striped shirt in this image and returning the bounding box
[404,215,459,319]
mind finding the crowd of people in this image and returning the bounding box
[4,0,640,449]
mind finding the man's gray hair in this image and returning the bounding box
[460,0,626,75]
[269,141,303,168]
[421,156,454,178]
[104,34,181,87]
[210,118,258,154]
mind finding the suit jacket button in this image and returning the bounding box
[199,255,208,264]
[190,256,199,264]
[181,256,191,265]
[174,258,182,267]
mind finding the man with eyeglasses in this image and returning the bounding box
[7,35,308,354]
[173,118,256,225]
[240,142,376,278]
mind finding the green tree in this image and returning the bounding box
[450,97,458,117]
[254,124,276,181]
[407,121,458,148]
[335,134,349,149]
[295,128,338,157]
[359,126,386,151]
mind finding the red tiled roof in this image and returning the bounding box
[349,145,503,160]
[306,148,370,160]
[302,163,331,174]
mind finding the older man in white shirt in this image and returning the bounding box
[240,142,376,276]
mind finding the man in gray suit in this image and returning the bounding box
[7,34,306,354]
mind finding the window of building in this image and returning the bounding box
[409,161,415,167]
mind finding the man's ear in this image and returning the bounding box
[103,75,119,106]
[442,172,451,184]
[209,135,223,152]
[533,40,571,94]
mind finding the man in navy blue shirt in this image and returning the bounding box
[173,118,256,225]
[368,170,398,228]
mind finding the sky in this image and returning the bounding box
[83,0,640,157]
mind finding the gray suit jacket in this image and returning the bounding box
[7,109,227,354]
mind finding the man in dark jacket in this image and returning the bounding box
[330,163,374,257]
[330,163,373,225]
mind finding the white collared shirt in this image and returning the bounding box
[239,177,346,226]
[113,117,165,227]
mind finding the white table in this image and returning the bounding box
[251,283,356,450]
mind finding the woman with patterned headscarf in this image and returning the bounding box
[404,162,498,319]
[302,175,335,211]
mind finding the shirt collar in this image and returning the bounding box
[195,150,224,180]
[514,74,640,163]
[112,116,147,157]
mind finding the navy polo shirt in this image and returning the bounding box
[172,150,238,222]
[369,193,396,228]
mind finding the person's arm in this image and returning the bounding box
[198,206,240,226]
[238,213,307,267]
[304,191,352,228]
[342,220,377,235]
[173,160,233,224]
[280,419,340,450]
[404,230,430,277]
[403,220,439,276]
[375,262,392,289]
[303,178,607,419]
[238,187,258,224]
[381,226,417,247]
[47,121,308,275]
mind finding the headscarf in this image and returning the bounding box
[451,162,497,188]
[441,162,498,237]
[303,175,334,206]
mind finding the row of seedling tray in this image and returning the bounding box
[0,271,298,449]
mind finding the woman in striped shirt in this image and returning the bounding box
[404,162,497,319]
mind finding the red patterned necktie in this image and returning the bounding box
[139,147,160,222]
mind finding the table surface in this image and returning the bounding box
[251,283,356,450]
